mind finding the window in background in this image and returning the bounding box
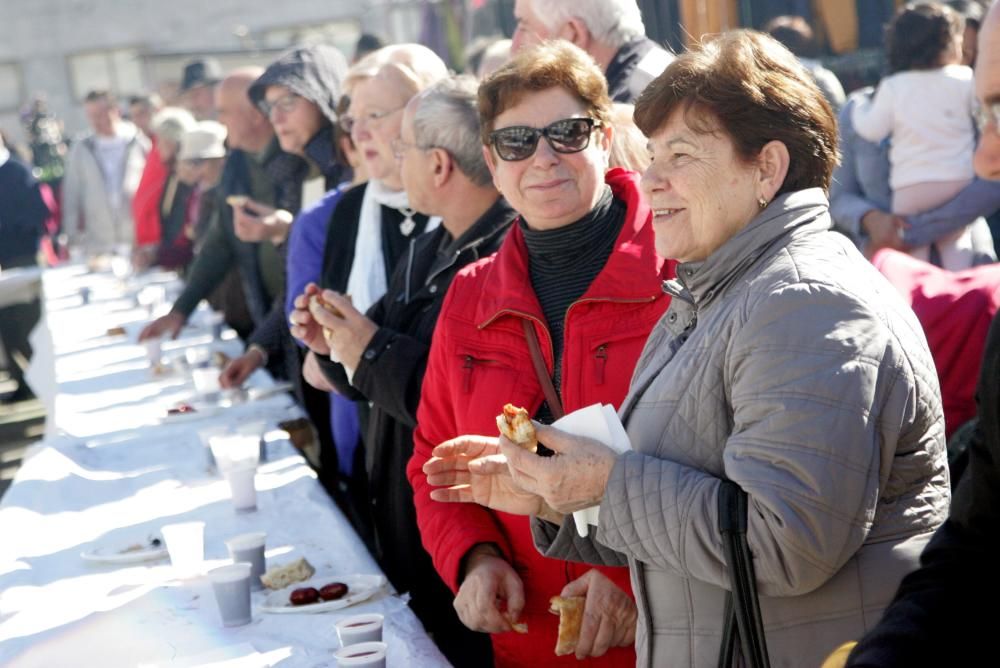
[0,62,23,111]
[67,48,145,99]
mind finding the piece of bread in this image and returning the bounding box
[308,293,344,319]
[496,404,537,453]
[549,595,585,656]
[260,557,315,590]
[225,195,249,208]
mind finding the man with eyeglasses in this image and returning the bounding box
[510,0,673,104]
[845,5,1000,666]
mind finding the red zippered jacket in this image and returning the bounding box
[408,168,674,667]
[873,248,1000,438]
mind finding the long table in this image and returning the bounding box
[0,265,450,667]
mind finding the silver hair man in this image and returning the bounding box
[410,76,492,187]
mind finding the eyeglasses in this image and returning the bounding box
[391,137,427,160]
[488,117,599,162]
[340,106,405,135]
[259,93,301,118]
[975,101,1000,133]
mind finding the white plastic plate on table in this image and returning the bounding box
[81,538,168,564]
[259,574,386,614]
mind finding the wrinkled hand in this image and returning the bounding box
[219,349,264,389]
[231,198,291,243]
[302,350,335,391]
[499,423,617,514]
[425,435,558,519]
[454,545,525,633]
[861,209,907,257]
[138,311,185,342]
[289,283,329,354]
[562,570,637,659]
[309,290,377,372]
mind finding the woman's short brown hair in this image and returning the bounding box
[634,29,838,195]
[477,41,612,145]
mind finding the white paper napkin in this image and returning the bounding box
[549,404,631,536]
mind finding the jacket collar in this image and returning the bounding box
[474,167,666,327]
[666,188,831,308]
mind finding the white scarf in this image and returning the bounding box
[0,146,9,169]
[346,179,440,313]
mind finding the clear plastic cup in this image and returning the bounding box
[161,521,205,576]
[192,367,221,395]
[143,338,162,367]
[209,434,260,471]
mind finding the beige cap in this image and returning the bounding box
[179,121,227,161]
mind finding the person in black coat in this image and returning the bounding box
[0,134,50,402]
[847,5,1000,665]
[290,76,514,668]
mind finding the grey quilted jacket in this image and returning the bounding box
[534,188,950,667]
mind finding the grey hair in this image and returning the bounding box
[411,75,492,187]
[536,0,646,49]
[151,106,197,145]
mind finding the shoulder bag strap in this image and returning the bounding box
[717,480,771,668]
[521,318,565,420]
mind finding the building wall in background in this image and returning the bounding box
[0,0,434,145]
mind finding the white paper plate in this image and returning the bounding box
[259,574,386,614]
[81,538,168,564]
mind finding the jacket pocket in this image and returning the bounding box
[455,346,519,396]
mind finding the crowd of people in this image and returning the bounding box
[4,0,1000,666]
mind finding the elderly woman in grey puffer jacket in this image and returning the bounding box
[425,30,950,668]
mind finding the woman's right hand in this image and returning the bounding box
[289,283,329,355]
[454,544,525,633]
[424,435,561,521]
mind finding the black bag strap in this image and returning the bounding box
[521,318,565,420]
[717,480,771,668]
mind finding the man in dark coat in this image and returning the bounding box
[290,76,513,668]
[0,134,49,402]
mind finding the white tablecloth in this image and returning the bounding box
[0,266,43,309]
[0,266,450,668]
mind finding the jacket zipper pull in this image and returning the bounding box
[462,355,474,393]
[595,344,607,385]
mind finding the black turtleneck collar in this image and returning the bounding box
[520,187,616,271]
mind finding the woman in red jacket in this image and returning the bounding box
[408,42,671,666]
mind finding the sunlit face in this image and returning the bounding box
[264,85,325,157]
[396,101,435,215]
[184,84,216,120]
[483,86,611,230]
[348,76,408,190]
[974,17,1000,180]
[641,109,762,262]
[84,99,116,137]
[216,82,265,152]
[511,0,554,53]
[129,102,155,137]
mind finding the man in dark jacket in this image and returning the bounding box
[510,0,673,103]
[0,134,49,402]
[847,4,1000,665]
[217,44,348,392]
[290,76,514,667]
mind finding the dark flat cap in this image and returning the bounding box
[180,58,223,92]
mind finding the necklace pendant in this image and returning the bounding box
[400,216,416,236]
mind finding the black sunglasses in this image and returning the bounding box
[488,117,599,162]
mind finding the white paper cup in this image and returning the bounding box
[336,613,384,646]
[224,465,257,512]
[161,521,205,576]
[225,532,266,590]
[185,346,212,368]
[192,367,221,395]
[208,562,253,627]
[197,425,230,472]
[143,338,162,367]
[210,434,260,471]
[334,641,387,667]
